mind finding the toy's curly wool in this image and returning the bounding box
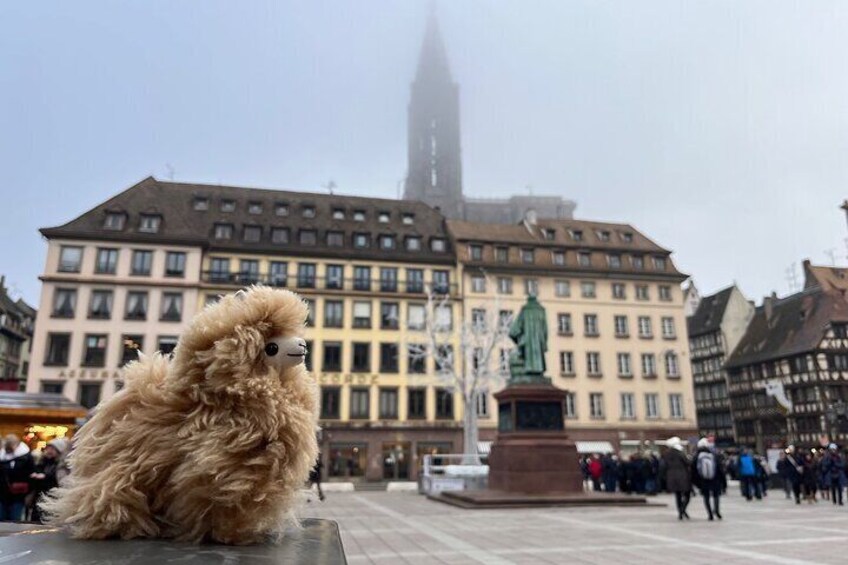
[42,287,319,544]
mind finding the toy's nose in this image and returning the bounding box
[296,338,307,352]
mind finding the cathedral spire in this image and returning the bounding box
[415,5,452,84]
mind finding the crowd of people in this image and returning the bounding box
[0,434,68,523]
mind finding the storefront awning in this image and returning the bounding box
[575,441,615,454]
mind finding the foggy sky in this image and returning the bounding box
[2,1,848,306]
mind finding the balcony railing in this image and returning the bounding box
[201,272,457,295]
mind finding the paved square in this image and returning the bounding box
[303,488,848,564]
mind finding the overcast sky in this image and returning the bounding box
[2,1,848,306]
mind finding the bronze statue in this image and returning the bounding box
[508,295,550,384]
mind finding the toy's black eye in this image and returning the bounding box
[265,343,279,357]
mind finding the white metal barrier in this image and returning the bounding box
[419,454,489,495]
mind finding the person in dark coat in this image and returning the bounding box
[308,457,325,502]
[660,437,691,520]
[776,452,793,499]
[822,444,846,505]
[0,435,34,522]
[28,438,69,523]
[784,446,804,504]
[801,452,818,503]
[691,438,727,520]
[601,454,618,493]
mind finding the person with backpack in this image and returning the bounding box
[692,438,726,520]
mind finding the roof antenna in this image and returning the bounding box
[323,180,336,195]
[165,163,176,181]
[785,263,799,294]
[825,248,838,266]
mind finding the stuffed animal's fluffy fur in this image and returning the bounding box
[42,287,318,544]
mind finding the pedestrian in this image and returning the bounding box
[28,438,69,523]
[588,454,603,492]
[823,444,845,506]
[784,446,804,504]
[601,453,618,493]
[776,452,793,499]
[755,455,769,497]
[691,438,726,521]
[308,457,325,502]
[737,448,761,501]
[628,453,645,494]
[0,435,34,521]
[660,437,691,520]
[801,452,818,503]
[580,456,591,492]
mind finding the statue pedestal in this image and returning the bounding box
[488,384,582,494]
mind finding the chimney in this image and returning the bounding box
[764,291,778,321]
[0,275,5,293]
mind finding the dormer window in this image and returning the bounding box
[608,254,622,268]
[653,256,667,271]
[299,230,317,245]
[332,209,345,220]
[248,202,262,215]
[521,249,535,264]
[632,255,645,270]
[103,213,125,230]
[597,230,611,242]
[621,232,634,243]
[221,200,236,213]
[275,203,289,217]
[495,247,509,263]
[552,250,565,266]
[243,225,261,242]
[353,210,366,221]
[214,223,233,240]
[193,197,209,211]
[139,214,161,233]
[431,238,446,252]
[469,245,483,261]
[402,213,415,225]
[578,252,591,267]
[380,235,396,250]
[570,230,583,242]
[542,229,556,241]
[302,206,316,219]
[405,236,421,251]
[326,231,344,247]
[353,233,370,249]
[271,228,289,244]
[378,212,390,223]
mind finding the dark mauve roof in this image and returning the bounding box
[725,288,848,369]
[804,261,848,292]
[40,177,454,265]
[687,286,734,337]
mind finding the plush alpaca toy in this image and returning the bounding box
[42,287,318,544]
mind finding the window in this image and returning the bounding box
[557,313,572,335]
[471,308,487,330]
[620,393,635,419]
[405,236,422,251]
[408,388,426,419]
[570,229,583,241]
[661,317,676,339]
[621,232,634,243]
[470,245,483,261]
[495,247,509,262]
[521,249,535,264]
[95,248,118,274]
[353,232,371,248]
[353,301,372,328]
[352,343,370,372]
[578,252,591,267]
[326,231,344,247]
[275,203,289,217]
[104,212,125,230]
[614,315,628,337]
[322,342,342,372]
[378,211,390,223]
[380,268,398,292]
[555,280,570,297]
[432,270,450,294]
[380,343,399,373]
[238,259,259,284]
[612,283,626,299]
[581,281,596,298]
[52,288,77,318]
[642,353,657,377]
[79,382,102,409]
[560,351,575,375]
[304,299,315,327]
[214,223,234,240]
[475,389,489,418]
[408,346,426,374]
[165,252,186,277]
[380,302,400,330]
[435,305,452,330]
[608,254,622,268]
[297,263,316,288]
[435,389,453,419]
[654,257,667,271]
[160,293,183,322]
[431,238,447,252]
[632,255,645,270]
[524,278,539,296]
[646,394,659,419]
[243,225,261,242]
[379,388,399,419]
[125,291,148,320]
[497,277,513,295]
[248,201,262,215]
[353,266,371,291]
[88,290,113,320]
[45,333,70,366]
[665,352,680,377]
[379,235,396,250]
[617,353,632,377]
[350,388,370,419]
[471,276,486,293]
[326,265,344,290]
[590,393,605,419]
[41,382,64,395]
[128,250,152,276]
[220,200,236,213]
[552,250,565,266]
[324,301,344,328]
[353,210,365,221]
[58,246,83,272]
[331,208,345,220]
[565,392,577,419]
[638,316,653,338]
[120,335,144,366]
[587,352,601,376]
[271,228,290,244]
[193,197,209,211]
[209,258,231,283]
[302,206,316,219]
[299,230,317,246]
[321,387,341,419]
[138,214,161,233]
[584,314,599,336]
[669,394,683,419]
[635,285,649,300]
[402,213,414,225]
[269,262,287,287]
[407,304,425,330]
[82,334,108,367]
[406,269,424,293]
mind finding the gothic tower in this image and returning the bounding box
[403,10,464,217]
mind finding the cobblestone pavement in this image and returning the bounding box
[302,488,848,564]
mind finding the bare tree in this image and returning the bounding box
[407,279,514,464]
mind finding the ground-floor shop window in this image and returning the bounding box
[329,444,367,478]
[382,442,411,480]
